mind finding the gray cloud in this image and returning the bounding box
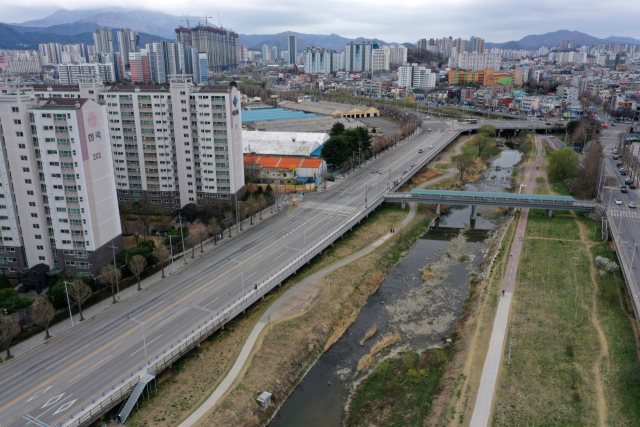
[2,0,640,42]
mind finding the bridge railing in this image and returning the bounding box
[385,193,595,209]
[53,186,391,427]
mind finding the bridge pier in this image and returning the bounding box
[546,209,553,217]
[508,207,514,216]
[436,203,441,215]
[470,205,477,220]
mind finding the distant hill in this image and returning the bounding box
[486,30,602,49]
[13,8,134,27]
[0,22,165,50]
[8,22,101,36]
[605,35,640,45]
[241,31,405,52]
[10,8,199,40]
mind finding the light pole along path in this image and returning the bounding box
[469,135,544,427]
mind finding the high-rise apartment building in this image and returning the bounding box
[448,52,501,71]
[270,46,280,63]
[116,29,139,68]
[0,84,121,278]
[384,45,408,65]
[372,48,390,72]
[129,51,151,83]
[31,77,245,209]
[261,45,271,63]
[345,42,379,72]
[397,64,436,89]
[288,34,298,65]
[303,48,338,74]
[58,63,118,85]
[417,39,427,50]
[238,45,249,63]
[93,28,114,54]
[175,25,238,72]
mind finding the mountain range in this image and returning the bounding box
[486,30,640,50]
[4,9,640,53]
[0,22,165,50]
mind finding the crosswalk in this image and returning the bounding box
[609,209,640,219]
[302,201,357,214]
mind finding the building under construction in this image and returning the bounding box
[175,25,239,72]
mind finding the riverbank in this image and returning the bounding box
[119,202,431,427]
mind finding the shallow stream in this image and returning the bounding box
[269,150,522,427]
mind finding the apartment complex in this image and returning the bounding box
[175,25,239,72]
[0,85,121,278]
[59,63,118,85]
[31,77,246,210]
[303,48,339,74]
[345,42,379,72]
[93,28,114,54]
[448,52,501,71]
[288,34,297,65]
[397,64,436,90]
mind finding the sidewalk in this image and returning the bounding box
[469,137,544,427]
[177,203,418,427]
[8,203,286,360]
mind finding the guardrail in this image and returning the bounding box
[606,215,640,324]
[53,186,390,427]
[384,193,596,211]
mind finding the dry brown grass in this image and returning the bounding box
[355,354,373,377]
[371,332,402,355]
[410,168,443,185]
[360,326,378,346]
[422,267,434,281]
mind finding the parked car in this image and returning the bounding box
[428,128,432,131]
[613,155,619,160]
[429,145,434,149]
[625,178,633,185]
[621,170,628,176]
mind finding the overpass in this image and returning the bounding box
[385,189,596,219]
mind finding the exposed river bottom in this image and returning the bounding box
[269,150,522,427]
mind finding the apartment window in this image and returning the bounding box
[20,156,28,161]
[35,235,42,239]
[18,144,26,149]
[33,224,39,229]
[30,213,37,218]
[11,107,19,112]
[39,256,45,261]
[36,246,43,250]
[27,190,34,195]
[29,202,35,207]
[16,132,23,137]
[14,119,21,125]
[25,179,32,184]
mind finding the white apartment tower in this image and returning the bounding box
[397,64,436,90]
[0,85,121,278]
[93,28,114,54]
[32,78,245,210]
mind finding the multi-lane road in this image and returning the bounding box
[0,118,472,427]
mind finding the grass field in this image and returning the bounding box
[491,212,640,427]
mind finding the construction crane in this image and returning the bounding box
[181,18,191,29]
[217,12,226,29]
[201,15,213,27]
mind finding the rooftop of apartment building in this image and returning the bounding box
[34,98,89,109]
[31,84,82,92]
[102,84,233,93]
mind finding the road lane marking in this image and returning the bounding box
[130,335,163,356]
[0,371,22,386]
[22,415,49,427]
[274,252,287,260]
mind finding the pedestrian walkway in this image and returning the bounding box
[469,137,544,427]
[302,201,358,214]
[608,209,640,219]
[177,203,418,427]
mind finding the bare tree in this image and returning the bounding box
[131,202,153,237]
[68,280,92,321]
[454,154,475,180]
[0,315,19,359]
[209,222,220,245]
[100,264,122,303]
[223,210,233,237]
[129,255,147,291]
[190,234,197,258]
[153,245,170,277]
[32,295,55,339]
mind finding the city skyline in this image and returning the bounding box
[2,0,640,43]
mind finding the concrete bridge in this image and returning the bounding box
[385,189,596,219]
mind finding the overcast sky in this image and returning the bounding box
[3,0,640,42]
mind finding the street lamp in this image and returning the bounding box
[230,259,245,301]
[168,235,175,274]
[63,281,74,327]
[127,316,148,367]
[178,214,186,264]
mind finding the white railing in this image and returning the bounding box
[53,187,390,427]
[607,216,640,324]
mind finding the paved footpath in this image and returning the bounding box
[177,204,417,427]
[469,137,544,427]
